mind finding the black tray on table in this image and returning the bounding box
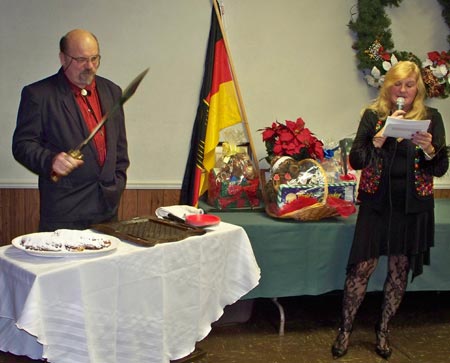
[91,216,206,247]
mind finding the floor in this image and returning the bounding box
[1,291,449,363]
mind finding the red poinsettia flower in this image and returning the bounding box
[310,139,325,160]
[427,51,450,66]
[378,46,391,61]
[259,117,324,162]
[285,118,305,134]
[296,127,313,144]
[261,122,278,141]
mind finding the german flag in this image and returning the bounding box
[180,2,242,206]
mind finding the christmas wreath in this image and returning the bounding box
[348,0,450,99]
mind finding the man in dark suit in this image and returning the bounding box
[12,29,129,231]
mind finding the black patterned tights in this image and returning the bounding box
[341,255,410,332]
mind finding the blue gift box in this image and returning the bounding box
[328,181,357,203]
[276,181,356,209]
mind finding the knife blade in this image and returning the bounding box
[69,67,150,159]
[51,68,149,181]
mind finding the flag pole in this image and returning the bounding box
[212,0,260,173]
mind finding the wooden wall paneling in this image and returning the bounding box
[0,189,8,245]
[118,189,139,220]
[5,189,24,244]
[163,189,181,208]
[133,189,182,218]
[18,189,38,238]
[435,189,450,198]
[14,190,26,239]
[118,189,181,220]
[0,189,40,245]
[136,189,162,217]
[135,189,153,217]
[1,189,19,244]
[1,187,449,247]
[28,189,40,233]
[144,190,164,217]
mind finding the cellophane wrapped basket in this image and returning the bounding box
[207,143,261,210]
[263,157,341,221]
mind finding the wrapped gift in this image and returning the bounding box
[263,157,356,220]
[328,181,357,203]
[207,143,261,209]
[264,157,327,216]
[322,142,357,203]
[208,170,260,209]
[277,184,325,209]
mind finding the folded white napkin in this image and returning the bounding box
[155,205,204,221]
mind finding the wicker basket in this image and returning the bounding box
[264,158,339,221]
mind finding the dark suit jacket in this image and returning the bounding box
[12,68,130,231]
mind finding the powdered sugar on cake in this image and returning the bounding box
[20,235,63,251]
[20,229,112,252]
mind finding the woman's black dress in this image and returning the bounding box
[348,139,434,279]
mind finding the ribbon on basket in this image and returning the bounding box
[264,157,355,221]
[208,173,260,209]
[222,142,246,154]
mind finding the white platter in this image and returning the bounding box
[12,231,120,258]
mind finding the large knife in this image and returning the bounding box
[52,68,149,182]
[69,67,149,159]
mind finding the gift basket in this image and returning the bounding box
[264,156,340,220]
[260,117,356,221]
[207,142,261,209]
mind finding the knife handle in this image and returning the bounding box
[68,149,84,160]
[167,213,186,223]
[50,150,84,182]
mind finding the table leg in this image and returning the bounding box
[271,298,285,336]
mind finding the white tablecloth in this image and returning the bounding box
[0,222,260,363]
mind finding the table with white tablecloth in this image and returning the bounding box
[0,222,260,363]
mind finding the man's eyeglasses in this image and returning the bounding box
[64,53,101,65]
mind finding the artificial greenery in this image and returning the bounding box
[438,0,450,43]
[348,0,450,98]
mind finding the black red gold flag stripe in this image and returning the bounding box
[180,2,242,206]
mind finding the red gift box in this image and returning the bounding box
[208,170,260,209]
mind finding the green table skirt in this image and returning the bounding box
[208,199,450,298]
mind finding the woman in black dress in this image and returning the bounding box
[331,61,449,359]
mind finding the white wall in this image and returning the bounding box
[1,0,449,188]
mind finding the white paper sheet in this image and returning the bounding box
[382,117,430,139]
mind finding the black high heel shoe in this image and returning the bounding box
[331,327,352,359]
[375,323,392,359]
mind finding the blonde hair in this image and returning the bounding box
[367,61,427,120]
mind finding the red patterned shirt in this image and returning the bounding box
[68,79,106,166]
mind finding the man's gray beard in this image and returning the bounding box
[80,72,95,86]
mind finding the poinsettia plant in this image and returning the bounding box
[260,117,324,163]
